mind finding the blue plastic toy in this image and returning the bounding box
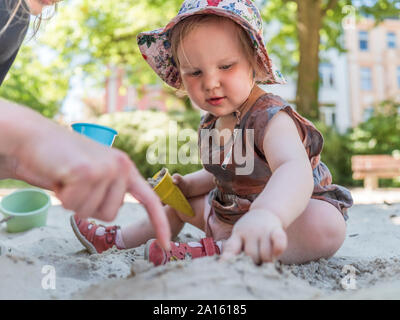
[71,123,117,147]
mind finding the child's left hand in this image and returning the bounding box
[220,209,287,265]
[171,173,191,198]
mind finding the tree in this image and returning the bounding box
[39,0,183,87]
[0,44,70,118]
[262,0,399,120]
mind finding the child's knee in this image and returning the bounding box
[311,207,346,257]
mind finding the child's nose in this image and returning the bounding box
[203,73,220,91]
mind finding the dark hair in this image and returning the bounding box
[0,0,58,39]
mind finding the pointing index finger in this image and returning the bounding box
[128,172,171,250]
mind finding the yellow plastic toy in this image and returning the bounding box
[150,168,195,217]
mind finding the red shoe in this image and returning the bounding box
[145,238,220,266]
[70,215,122,254]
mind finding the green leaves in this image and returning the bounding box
[96,109,203,178]
[349,100,400,155]
[38,0,183,87]
[0,45,70,118]
[262,0,399,79]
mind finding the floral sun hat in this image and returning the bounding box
[137,0,286,89]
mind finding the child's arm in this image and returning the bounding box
[250,111,314,229]
[221,110,314,264]
[172,168,216,199]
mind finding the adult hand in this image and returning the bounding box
[3,110,170,249]
[220,209,287,264]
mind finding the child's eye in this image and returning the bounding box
[191,70,202,76]
[220,64,232,70]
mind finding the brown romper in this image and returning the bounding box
[198,90,354,233]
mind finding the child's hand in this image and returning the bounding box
[172,173,191,198]
[220,209,287,265]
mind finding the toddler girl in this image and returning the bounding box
[71,0,353,265]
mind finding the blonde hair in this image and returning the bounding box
[0,0,59,39]
[170,14,266,91]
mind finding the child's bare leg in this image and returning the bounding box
[120,194,207,249]
[277,198,346,264]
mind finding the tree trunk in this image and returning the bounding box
[295,0,323,120]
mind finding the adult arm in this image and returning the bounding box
[0,100,171,249]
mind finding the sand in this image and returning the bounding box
[1,188,400,300]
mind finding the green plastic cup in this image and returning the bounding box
[0,189,50,233]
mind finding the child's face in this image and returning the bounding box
[177,19,254,118]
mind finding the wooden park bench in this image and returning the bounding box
[351,155,400,189]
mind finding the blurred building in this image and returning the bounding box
[265,17,400,134]
[345,18,400,127]
[263,48,351,134]
[105,66,168,113]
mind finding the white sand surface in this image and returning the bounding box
[1,188,400,300]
